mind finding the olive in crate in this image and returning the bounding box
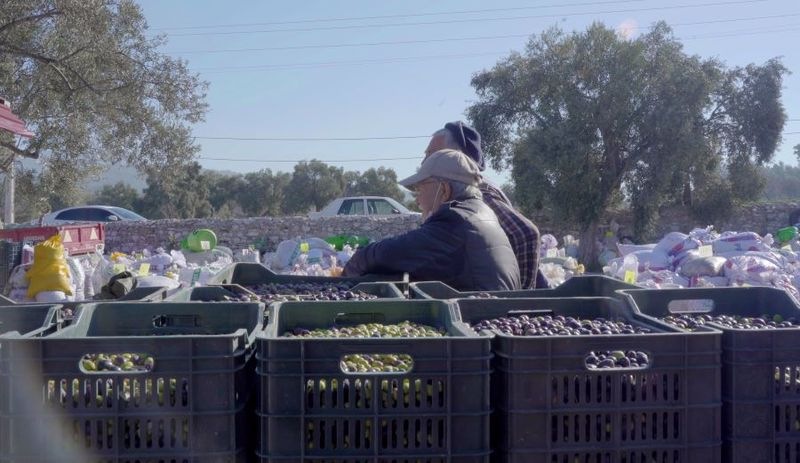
[585,350,650,369]
[80,353,155,372]
[247,282,378,303]
[471,314,652,336]
[282,320,444,339]
[661,313,800,330]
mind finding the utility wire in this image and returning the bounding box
[164,0,767,37]
[168,12,800,55]
[195,135,429,141]
[198,156,420,163]
[195,51,504,72]
[153,0,645,30]
[193,22,800,73]
[195,130,800,144]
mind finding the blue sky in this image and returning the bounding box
[138,0,800,187]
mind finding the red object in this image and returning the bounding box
[0,98,34,138]
[0,223,105,255]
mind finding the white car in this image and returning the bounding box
[40,205,148,225]
[309,196,420,219]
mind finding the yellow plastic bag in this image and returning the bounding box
[26,235,72,297]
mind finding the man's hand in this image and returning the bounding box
[343,250,366,277]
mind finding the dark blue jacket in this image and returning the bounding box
[343,195,521,291]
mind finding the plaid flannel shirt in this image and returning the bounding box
[480,182,540,288]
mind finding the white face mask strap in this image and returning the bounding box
[433,182,443,205]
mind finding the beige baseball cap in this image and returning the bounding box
[399,149,481,188]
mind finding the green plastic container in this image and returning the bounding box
[186,228,218,252]
[776,226,798,244]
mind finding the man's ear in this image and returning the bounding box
[441,181,453,201]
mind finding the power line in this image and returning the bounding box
[195,135,429,141]
[168,13,800,55]
[193,21,800,74]
[153,0,645,31]
[165,0,767,37]
[195,51,504,72]
[682,23,800,40]
[196,130,800,143]
[198,156,420,163]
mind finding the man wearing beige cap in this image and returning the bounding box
[343,149,521,291]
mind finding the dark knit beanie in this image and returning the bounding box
[444,120,485,171]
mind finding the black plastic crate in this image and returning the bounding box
[452,297,722,463]
[0,304,61,338]
[0,301,264,462]
[622,286,800,463]
[410,275,640,300]
[0,241,22,291]
[211,262,409,296]
[167,284,258,303]
[257,300,491,462]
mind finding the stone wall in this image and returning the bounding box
[104,215,424,253]
[104,201,800,253]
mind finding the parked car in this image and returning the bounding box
[309,196,420,219]
[40,205,147,225]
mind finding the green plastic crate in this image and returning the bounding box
[0,301,263,462]
[410,274,640,300]
[257,300,491,462]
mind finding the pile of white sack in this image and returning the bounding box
[262,238,356,277]
[3,245,238,303]
[539,234,584,287]
[603,227,800,301]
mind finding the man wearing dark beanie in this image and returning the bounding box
[425,121,543,288]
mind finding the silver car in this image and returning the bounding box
[40,205,147,225]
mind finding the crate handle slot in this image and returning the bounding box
[667,299,714,314]
[334,312,387,326]
[339,353,414,374]
[507,309,555,316]
[152,314,201,328]
[584,350,650,371]
[79,353,155,374]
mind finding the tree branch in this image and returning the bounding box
[0,141,38,159]
[0,8,62,35]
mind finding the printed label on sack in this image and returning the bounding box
[697,245,713,258]
[300,242,309,253]
[623,270,637,284]
[190,268,201,285]
[200,240,210,250]
[112,263,125,274]
[138,263,150,276]
[545,248,557,258]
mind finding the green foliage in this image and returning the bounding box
[0,0,208,206]
[241,169,291,217]
[283,160,346,214]
[137,162,213,219]
[344,167,405,201]
[761,162,800,200]
[13,160,408,221]
[468,22,786,263]
[90,182,140,211]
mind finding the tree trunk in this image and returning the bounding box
[578,221,602,272]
